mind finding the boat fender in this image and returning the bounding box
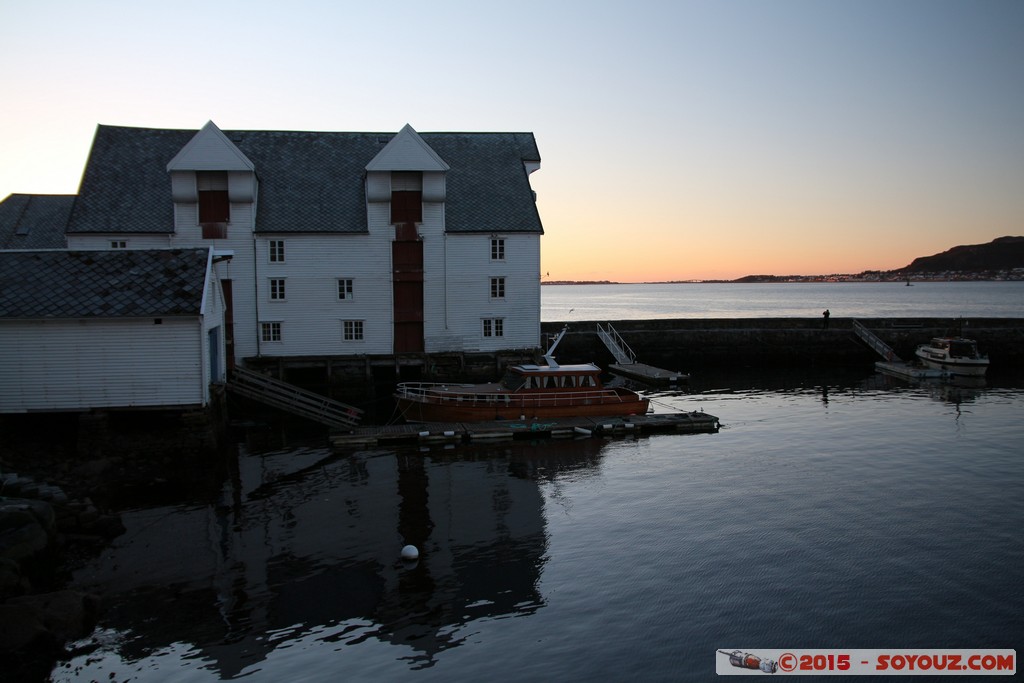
[574,427,591,436]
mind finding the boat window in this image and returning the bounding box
[950,342,976,358]
[502,370,526,390]
[582,376,596,387]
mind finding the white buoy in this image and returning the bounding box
[401,545,419,560]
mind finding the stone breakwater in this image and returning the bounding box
[0,472,124,679]
[540,318,1024,370]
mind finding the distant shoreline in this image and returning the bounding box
[542,273,1023,285]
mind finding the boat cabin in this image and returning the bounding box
[929,338,983,359]
[502,363,604,391]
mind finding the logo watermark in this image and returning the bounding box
[716,649,1015,675]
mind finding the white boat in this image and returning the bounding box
[914,337,989,377]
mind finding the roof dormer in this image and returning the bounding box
[365,124,449,173]
[365,124,449,206]
[167,122,258,238]
[167,121,254,172]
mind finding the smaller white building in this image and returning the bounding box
[0,248,226,413]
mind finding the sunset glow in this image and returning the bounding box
[2,1,1021,282]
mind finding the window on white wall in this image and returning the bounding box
[490,277,505,299]
[343,320,364,341]
[490,238,505,260]
[260,322,282,342]
[269,278,286,300]
[337,278,354,300]
[483,318,504,337]
[111,240,127,249]
[269,240,286,263]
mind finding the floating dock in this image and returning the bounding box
[609,362,689,386]
[330,411,719,449]
[598,323,688,386]
[874,361,949,380]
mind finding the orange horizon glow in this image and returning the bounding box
[2,2,1021,283]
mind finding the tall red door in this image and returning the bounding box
[391,189,424,352]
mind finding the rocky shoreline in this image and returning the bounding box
[0,470,125,681]
[0,410,226,682]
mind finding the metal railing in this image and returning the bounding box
[852,320,901,362]
[395,382,633,407]
[597,323,636,365]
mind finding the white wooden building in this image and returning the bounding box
[0,248,226,413]
[58,121,545,367]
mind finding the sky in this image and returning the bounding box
[2,0,1022,282]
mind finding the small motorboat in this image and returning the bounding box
[914,336,989,377]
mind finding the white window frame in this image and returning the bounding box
[490,277,506,299]
[342,320,364,342]
[260,321,282,342]
[483,318,504,337]
[269,240,286,263]
[269,278,287,301]
[337,278,354,301]
[490,238,505,261]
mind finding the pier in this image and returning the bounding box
[330,411,719,449]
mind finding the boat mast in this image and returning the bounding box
[543,325,568,368]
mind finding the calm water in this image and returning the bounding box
[541,281,1024,321]
[52,367,1023,682]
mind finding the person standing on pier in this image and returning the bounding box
[823,309,830,328]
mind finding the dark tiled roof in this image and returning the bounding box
[0,194,73,248]
[66,125,544,235]
[0,249,209,318]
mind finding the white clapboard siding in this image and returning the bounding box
[440,233,541,351]
[0,318,206,412]
[252,232,395,355]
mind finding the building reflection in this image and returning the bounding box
[69,437,608,676]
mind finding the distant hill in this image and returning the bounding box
[898,236,1024,273]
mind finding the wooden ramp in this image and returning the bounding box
[228,366,363,429]
[598,323,687,385]
[330,412,719,449]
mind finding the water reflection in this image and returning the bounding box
[61,438,608,677]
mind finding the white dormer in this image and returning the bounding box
[168,121,258,238]
[168,121,255,172]
[366,124,449,204]
[366,124,449,173]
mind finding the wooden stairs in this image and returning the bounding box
[227,366,363,429]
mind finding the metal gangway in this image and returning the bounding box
[597,323,636,365]
[227,366,363,429]
[852,320,902,362]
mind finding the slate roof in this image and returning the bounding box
[0,249,210,318]
[67,125,544,235]
[0,194,73,249]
